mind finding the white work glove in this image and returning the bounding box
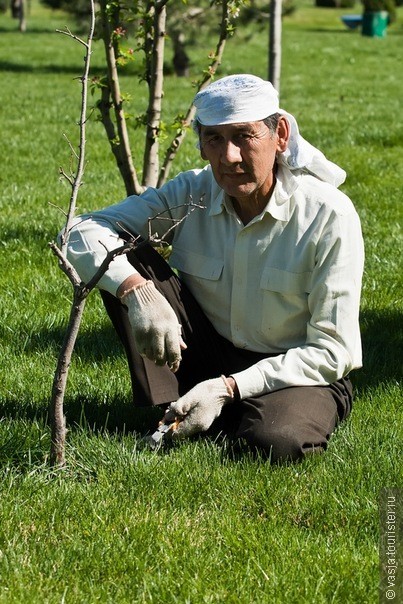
[164,376,234,438]
[121,280,183,372]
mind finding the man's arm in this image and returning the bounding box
[64,186,187,368]
[64,168,207,295]
[232,209,364,398]
[65,215,141,295]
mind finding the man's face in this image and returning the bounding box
[199,120,283,203]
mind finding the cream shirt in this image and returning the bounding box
[67,164,364,398]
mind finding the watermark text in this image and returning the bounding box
[380,488,402,603]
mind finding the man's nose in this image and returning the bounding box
[221,140,242,164]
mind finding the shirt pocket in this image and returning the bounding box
[170,247,223,280]
[260,267,312,295]
[259,268,312,346]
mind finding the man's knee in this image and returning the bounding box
[239,421,325,464]
[234,388,339,464]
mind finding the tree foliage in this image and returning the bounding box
[44,0,245,193]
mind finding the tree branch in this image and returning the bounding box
[56,19,93,255]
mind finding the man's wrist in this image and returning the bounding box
[117,274,148,299]
[226,376,240,401]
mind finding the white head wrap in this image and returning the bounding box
[193,74,346,187]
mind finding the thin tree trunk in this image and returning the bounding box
[99,0,142,196]
[49,290,86,466]
[268,0,282,93]
[49,4,96,466]
[142,3,166,187]
[19,0,26,32]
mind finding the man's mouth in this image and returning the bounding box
[222,171,247,177]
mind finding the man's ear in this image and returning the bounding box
[276,116,290,153]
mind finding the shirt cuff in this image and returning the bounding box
[96,255,138,296]
[231,365,266,400]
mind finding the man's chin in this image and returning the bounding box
[222,183,256,199]
[219,173,252,191]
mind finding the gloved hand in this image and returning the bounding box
[121,280,183,372]
[164,376,234,437]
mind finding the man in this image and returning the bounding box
[66,74,364,463]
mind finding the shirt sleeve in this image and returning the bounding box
[232,209,364,397]
[65,216,140,296]
[63,169,206,295]
[64,185,179,295]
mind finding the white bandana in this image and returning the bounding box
[193,74,346,187]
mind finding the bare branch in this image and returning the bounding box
[54,198,205,302]
[49,242,83,286]
[84,239,140,293]
[48,201,68,217]
[62,133,79,161]
[57,11,95,255]
[58,168,74,187]
[55,27,89,48]
[147,195,206,244]
[87,198,206,291]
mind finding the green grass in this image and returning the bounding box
[0,1,402,602]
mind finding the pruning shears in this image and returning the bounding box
[148,417,182,450]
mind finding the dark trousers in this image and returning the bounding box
[101,243,353,463]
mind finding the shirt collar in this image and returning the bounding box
[267,163,300,221]
[208,163,300,221]
[209,182,226,216]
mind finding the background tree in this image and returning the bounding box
[10,0,27,31]
[268,0,282,92]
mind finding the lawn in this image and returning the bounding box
[0,1,402,603]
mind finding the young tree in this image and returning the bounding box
[49,2,97,467]
[49,0,244,466]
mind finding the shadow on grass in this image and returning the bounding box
[1,307,401,440]
[28,304,403,388]
[68,396,163,434]
[2,223,53,238]
[0,390,163,438]
[0,320,125,365]
[0,59,144,78]
[0,318,163,438]
[0,22,91,35]
[0,60,107,76]
[304,28,354,34]
[21,322,124,362]
[353,307,403,392]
